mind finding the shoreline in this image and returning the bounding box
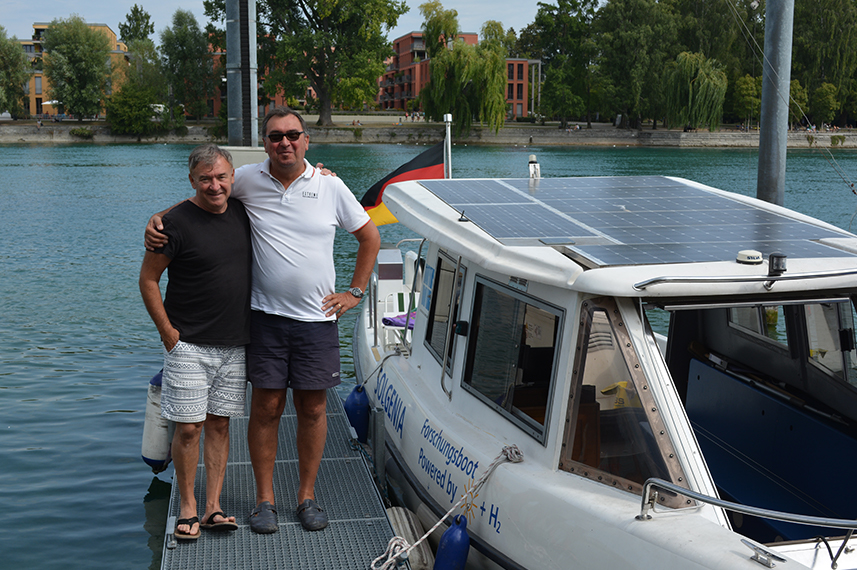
[1,118,853,149]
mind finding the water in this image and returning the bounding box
[1,141,856,569]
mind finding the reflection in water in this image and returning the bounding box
[144,477,171,570]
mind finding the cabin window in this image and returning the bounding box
[424,252,465,371]
[462,277,561,442]
[562,297,688,507]
[726,301,857,387]
[728,305,787,347]
[805,301,857,387]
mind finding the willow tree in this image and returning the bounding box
[420,2,507,135]
[665,52,727,131]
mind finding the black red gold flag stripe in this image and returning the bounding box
[360,142,444,225]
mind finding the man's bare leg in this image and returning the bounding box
[172,421,203,536]
[247,387,288,506]
[200,414,236,525]
[293,389,328,504]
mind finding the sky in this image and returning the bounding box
[1,0,538,45]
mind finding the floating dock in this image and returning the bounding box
[161,388,398,569]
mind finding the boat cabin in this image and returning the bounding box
[356,175,857,569]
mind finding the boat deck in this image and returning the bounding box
[161,388,396,570]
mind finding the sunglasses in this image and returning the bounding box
[266,130,305,142]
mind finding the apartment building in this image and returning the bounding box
[378,32,541,119]
[19,22,129,118]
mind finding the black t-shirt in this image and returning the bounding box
[156,198,251,346]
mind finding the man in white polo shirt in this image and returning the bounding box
[146,107,380,533]
[237,108,379,533]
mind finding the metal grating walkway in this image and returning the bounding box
[161,388,396,570]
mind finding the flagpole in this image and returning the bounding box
[443,113,452,179]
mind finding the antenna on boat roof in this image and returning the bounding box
[529,154,540,179]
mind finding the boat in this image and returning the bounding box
[352,170,857,569]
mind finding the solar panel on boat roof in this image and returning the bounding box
[418,177,856,267]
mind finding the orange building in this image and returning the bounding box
[378,32,541,119]
[19,22,128,118]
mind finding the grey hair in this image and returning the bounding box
[188,143,233,174]
[261,106,308,137]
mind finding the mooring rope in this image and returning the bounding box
[370,444,524,570]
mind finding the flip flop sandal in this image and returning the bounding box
[175,516,201,540]
[200,511,238,531]
[296,499,328,531]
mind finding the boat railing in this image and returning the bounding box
[634,267,857,291]
[639,477,857,531]
[370,272,378,347]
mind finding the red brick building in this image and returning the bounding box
[378,32,541,119]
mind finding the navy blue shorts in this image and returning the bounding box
[247,311,341,390]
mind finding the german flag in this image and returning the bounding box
[360,142,445,225]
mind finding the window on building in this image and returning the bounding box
[35,98,42,115]
[507,83,514,100]
[508,64,514,80]
[463,278,562,442]
[517,83,523,100]
[35,77,41,95]
[518,63,524,80]
[517,104,523,117]
[23,44,34,54]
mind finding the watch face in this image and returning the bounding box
[350,287,363,298]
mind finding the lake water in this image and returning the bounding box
[1,141,856,569]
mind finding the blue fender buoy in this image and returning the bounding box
[343,384,370,443]
[141,370,172,473]
[434,515,470,570]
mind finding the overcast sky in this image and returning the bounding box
[1,0,538,45]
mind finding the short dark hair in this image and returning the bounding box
[188,144,233,174]
[261,106,308,137]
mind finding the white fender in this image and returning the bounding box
[141,370,172,473]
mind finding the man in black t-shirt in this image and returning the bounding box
[139,144,251,540]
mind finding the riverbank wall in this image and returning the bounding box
[1,121,853,149]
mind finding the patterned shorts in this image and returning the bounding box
[161,341,247,423]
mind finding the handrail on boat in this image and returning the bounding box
[638,478,857,531]
[633,268,857,291]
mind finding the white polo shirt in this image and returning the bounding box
[232,158,370,322]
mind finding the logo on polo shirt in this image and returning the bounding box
[302,190,318,199]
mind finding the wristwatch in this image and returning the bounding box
[348,287,364,299]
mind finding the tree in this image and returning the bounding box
[419,2,507,135]
[595,0,679,129]
[540,55,585,126]
[811,82,839,127]
[664,52,727,131]
[159,9,214,120]
[793,0,857,117]
[119,5,155,43]
[106,88,158,137]
[107,38,166,137]
[733,74,761,129]
[525,0,598,127]
[788,79,808,130]
[0,26,30,116]
[124,38,167,102]
[420,0,459,59]
[42,15,113,120]
[211,0,407,126]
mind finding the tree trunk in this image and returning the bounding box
[315,87,334,126]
